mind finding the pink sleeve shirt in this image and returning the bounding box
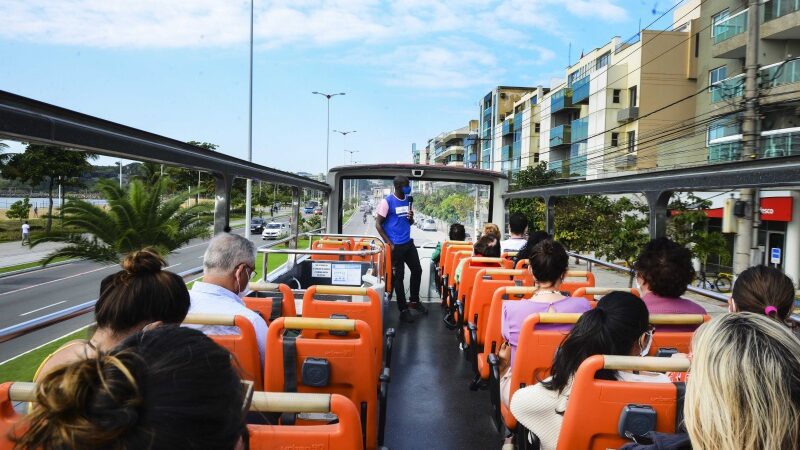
[376,198,389,218]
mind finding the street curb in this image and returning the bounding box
[0,258,80,279]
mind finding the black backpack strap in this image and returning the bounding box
[270,296,283,322]
[281,332,298,425]
[674,382,686,433]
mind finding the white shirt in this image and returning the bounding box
[187,281,268,366]
[21,224,30,234]
[500,236,526,253]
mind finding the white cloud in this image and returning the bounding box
[562,0,628,22]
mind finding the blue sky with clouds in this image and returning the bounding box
[1,0,676,173]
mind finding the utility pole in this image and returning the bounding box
[244,0,254,239]
[733,0,761,274]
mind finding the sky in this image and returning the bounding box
[0,0,677,174]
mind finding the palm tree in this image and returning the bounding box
[32,178,213,264]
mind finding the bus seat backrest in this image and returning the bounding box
[244,283,298,325]
[183,314,262,391]
[572,287,640,302]
[557,355,687,450]
[312,239,353,261]
[248,394,363,450]
[265,318,379,449]
[467,269,526,346]
[560,271,596,296]
[457,257,506,318]
[648,314,709,356]
[478,286,533,380]
[0,383,26,450]
[447,250,473,288]
[301,286,383,370]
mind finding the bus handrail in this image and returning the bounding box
[259,243,384,285]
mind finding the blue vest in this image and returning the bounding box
[384,194,411,245]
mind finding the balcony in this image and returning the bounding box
[761,58,800,89]
[572,76,590,104]
[616,107,639,123]
[570,155,587,178]
[548,159,569,178]
[434,145,464,163]
[614,152,637,169]
[762,0,800,40]
[483,105,492,117]
[712,10,747,59]
[761,129,800,157]
[708,141,742,163]
[549,124,572,147]
[512,141,521,158]
[550,88,576,114]
[571,117,589,142]
[710,74,744,103]
[502,118,514,136]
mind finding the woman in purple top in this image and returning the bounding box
[633,238,706,331]
[500,239,591,406]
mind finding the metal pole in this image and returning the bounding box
[118,162,122,188]
[245,0,254,239]
[326,98,330,172]
[734,0,761,274]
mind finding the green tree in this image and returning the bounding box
[1,144,96,233]
[6,197,32,223]
[508,162,558,231]
[0,141,9,168]
[32,178,212,264]
[668,193,730,276]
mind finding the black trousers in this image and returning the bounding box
[391,240,422,311]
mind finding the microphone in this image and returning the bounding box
[408,195,414,210]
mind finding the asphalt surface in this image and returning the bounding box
[0,218,286,364]
[343,210,446,245]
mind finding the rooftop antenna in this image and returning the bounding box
[568,42,571,68]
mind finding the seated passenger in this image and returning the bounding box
[729,264,796,323]
[683,313,800,450]
[188,232,268,366]
[500,240,591,406]
[432,223,467,266]
[454,234,501,284]
[633,238,706,329]
[514,230,550,264]
[500,213,528,253]
[482,223,501,239]
[17,326,247,450]
[510,292,668,450]
[34,249,190,381]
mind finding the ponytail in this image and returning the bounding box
[539,292,649,393]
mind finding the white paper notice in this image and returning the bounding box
[331,263,362,286]
[311,262,332,278]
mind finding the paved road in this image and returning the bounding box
[0,218,287,363]
[343,210,446,244]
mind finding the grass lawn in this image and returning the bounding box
[0,327,92,383]
[0,256,72,274]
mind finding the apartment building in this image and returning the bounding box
[477,86,535,172]
[504,87,550,175]
[535,26,698,180]
[431,120,479,167]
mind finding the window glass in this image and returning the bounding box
[709,65,727,89]
[711,9,730,38]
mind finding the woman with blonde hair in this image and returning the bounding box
[685,313,800,450]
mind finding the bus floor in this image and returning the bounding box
[384,304,503,449]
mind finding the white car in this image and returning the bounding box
[261,222,288,240]
[422,219,437,232]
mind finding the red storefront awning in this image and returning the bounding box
[704,196,793,222]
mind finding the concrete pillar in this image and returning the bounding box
[783,191,800,286]
[212,172,233,235]
[644,190,672,238]
[543,196,555,236]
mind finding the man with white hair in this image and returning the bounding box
[188,233,267,365]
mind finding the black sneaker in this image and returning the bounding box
[409,301,428,315]
[399,309,415,323]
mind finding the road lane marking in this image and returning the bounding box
[20,300,67,317]
[0,265,116,297]
[0,323,93,366]
[165,263,181,269]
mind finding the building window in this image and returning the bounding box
[694,33,700,57]
[709,65,727,90]
[534,152,540,162]
[629,86,638,107]
[611,132,619,147]
[595,52,610,70]
[612,89,621,103]
[627,131,636,153]
[711,9,730,38]
[534,123,541,133]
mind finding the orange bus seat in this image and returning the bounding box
[501,251,518,261]
[439,244,472,304]
[572,286,640,303]
[560,271,596,296]
[454,257,507,334]
[248,393,363,450]
[553,355,689,450]
[312,239,353,261]
[444,250,473,310]
[302,286,393,370]
[466,278,533,389]
[649,314,708,356]
[183,314,263,391]
[514,259,529,270]
[245,282,298,325]
[0,382,28,450]
[265,317,387,450]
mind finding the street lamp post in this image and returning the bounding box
[116,161,122,189]
[245,0,255,239]
[312,91,346,172]
[333,130,356,164]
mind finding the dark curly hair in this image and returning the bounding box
[633,237,695,298]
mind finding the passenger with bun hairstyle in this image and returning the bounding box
[684,313,800,450]
[17,326,247,450]
[499,240,592,407]
[633,237,705,330]
[729,264,796,323]
[510,292,668,450]
[34,248,190,381]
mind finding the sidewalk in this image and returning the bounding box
[0,240,66,268]
[568,260,728,316]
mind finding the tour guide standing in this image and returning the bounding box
[376,176,427,323]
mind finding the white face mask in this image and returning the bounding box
[639,328,654,357]
[236,266,253,298]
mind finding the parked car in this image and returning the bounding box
[313,206,323,215]
[422,218,437,232]
[261,222,288,240]
[250,217,266,233]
